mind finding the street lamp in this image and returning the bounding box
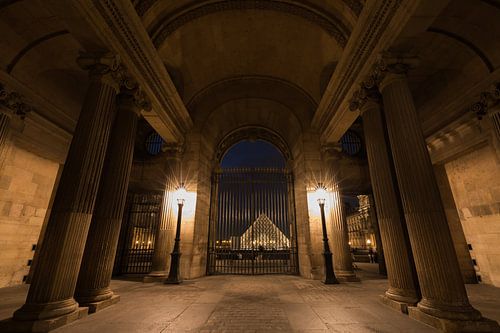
[165,184,187,284]
[316,184,339,284]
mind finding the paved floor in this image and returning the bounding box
[1,264,499,332]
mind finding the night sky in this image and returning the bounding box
[221,140,285,168]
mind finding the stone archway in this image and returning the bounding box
[207,127,299,275]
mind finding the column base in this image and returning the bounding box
[380,295,416,314]
[143,271,168,283]
[83,294,120,314]
[164,278,183,285]
[0,307,88,333]
[408,307,500,332]
[336,271,360,282]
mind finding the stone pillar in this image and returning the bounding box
[144,151,180,282]
[434,164,477,284]
[323,149,358,281]
[329,189,358,281]
[366,194,387,276]
[9,53,120,330]
[360,98,419,312]
[75,86,145,313]
[379,58,499,331]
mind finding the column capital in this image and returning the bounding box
[114,66,153,114]
[349,77,382,114]
[77,52,121,91]
[470,81,500,120]
[0,83,33,120]
[163,142,184,161]
[375,55,420,92]
[321,143,343,162]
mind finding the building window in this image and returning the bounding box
[341,130,362,156]
[145,132,163,156]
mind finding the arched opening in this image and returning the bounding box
[207,132,298,275]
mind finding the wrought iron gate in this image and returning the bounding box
[208,168,298,275]
[114,192,162,275]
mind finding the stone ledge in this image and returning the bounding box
[380,294,415,314]
[0,307,88,333]
[408,306,500,333]
[85,294,120,314]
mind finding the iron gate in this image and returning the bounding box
[114,192,162,275]
[208,168,298,275]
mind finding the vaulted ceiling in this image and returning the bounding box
[0,0,499,158]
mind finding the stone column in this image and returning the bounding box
[144,151,180,282]
[379,58,499,331]
[329,189,358,281]
[360,97,419,312]
[366,194,387,276]
[323,149,358,281]
[10,53,120,329]
[75,86,146,313]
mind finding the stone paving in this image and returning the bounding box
[0,264,499,332]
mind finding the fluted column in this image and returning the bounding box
[360,98,419,311]
[367,194,387,276]
[75,87,145,312]
[322,150,358,282]
[329,187,357,281]
[12,53,119,325]
[378,59,498,329]
[145,152,180,281]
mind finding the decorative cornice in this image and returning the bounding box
[82,0,192,141]
[312,0,411,140]
[470,82,500,120]
[0,83,34,119]
[135,0,363,19]
[150,0,351,49]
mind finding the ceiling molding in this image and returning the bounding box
[149,0,351,49]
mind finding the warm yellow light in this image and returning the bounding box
[316,185,327,202]
[348,241,352,246]
[366,239,371,245]
[175,185,187,204]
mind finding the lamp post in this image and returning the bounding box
[165,185,186,284]
[317,185,339,284]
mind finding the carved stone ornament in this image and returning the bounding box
[76,52,120,76]
[348,76,382,112]
[114,65,153,112]
[470,82,500,120]
[0,83,33,119]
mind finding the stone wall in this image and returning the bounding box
[0,143,59,288]
[445,144,500,286]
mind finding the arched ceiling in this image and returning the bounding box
[136,0,354,123]
[0,0,88,123]
[390,0,500,133]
